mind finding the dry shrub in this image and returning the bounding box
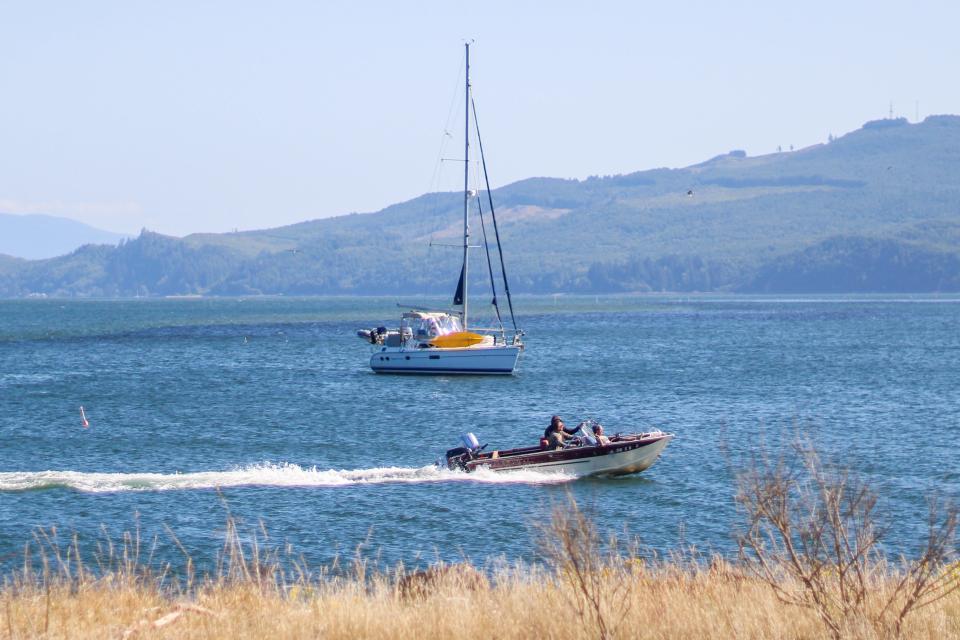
[396,562,488,601]
[735,438,960,638]
[538,494,634,640]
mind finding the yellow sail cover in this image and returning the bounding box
[429,331,485,348]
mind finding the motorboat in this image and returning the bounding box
[441,421,674,477]
[357,43,523,375]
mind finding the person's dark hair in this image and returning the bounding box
[550,415,563,428]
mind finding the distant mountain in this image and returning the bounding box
[0,213,127,260]
[2,115,959,296]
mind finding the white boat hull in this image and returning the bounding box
[511,436,671,477]
[451,433,673,478]
[370,344,521,375]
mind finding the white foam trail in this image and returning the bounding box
[0,462,574,493]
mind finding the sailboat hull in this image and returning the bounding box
[370,344,521,374]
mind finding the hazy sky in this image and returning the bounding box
[1,1,957,236]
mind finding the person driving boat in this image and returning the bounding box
[546,422,571,449]
[543,415,578,449]
[543,415,578,439]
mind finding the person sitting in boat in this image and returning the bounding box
[543,415,577,449]
[591,423,610,446]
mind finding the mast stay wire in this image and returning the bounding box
[475,188,504,333]
[462,120,498,329]
[466,118,502,332]
[470,95,519,333]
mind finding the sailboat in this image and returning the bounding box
[357,44,524,374]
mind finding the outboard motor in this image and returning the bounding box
[461,432,481,452]
[358,327,387,344]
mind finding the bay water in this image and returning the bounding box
[1,295,958,573]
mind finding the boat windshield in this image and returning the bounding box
[574,421,597,446]
[404,314,464,341]
[436,315,463,334]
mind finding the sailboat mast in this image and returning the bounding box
[462,42,471,329]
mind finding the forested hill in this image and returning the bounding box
[3,115,960,297]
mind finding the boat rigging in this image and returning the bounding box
[357,43,524,374]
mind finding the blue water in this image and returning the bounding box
[1,296,958,573]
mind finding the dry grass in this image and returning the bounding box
[2,532,959,640]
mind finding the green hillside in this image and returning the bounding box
[2,115,959,297]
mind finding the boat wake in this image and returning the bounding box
[0,462,574,494]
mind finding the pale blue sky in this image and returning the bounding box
[1,1,957,236]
